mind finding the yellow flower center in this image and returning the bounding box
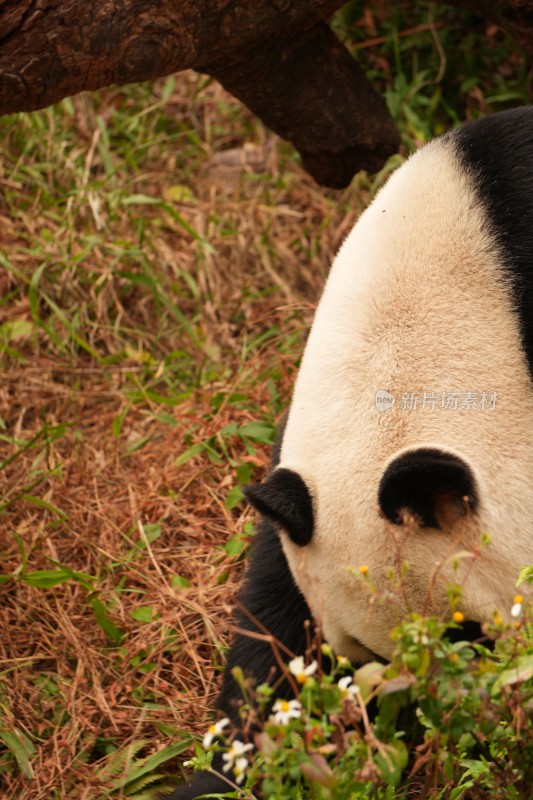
[514,594,523,604]
[452,611,464,623]
[279,700,290,712]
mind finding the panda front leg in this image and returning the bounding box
[165,514,312,800]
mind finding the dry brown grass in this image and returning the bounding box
[0,71,368,798]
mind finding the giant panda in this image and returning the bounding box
[168,106,533,799]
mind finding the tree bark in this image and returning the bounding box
[0,0,400,187]
[0,0,345,109]
[206,22,401,188]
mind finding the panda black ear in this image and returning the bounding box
[244,468,314,547]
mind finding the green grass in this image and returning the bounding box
[0,4,531,798]
[335,0,532,143]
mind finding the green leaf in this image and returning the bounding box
[112,413,126,437]
[450,760,491,799]
[121,193,162,205]
[516,565,533,587]
[9,529,27,573]
[21,562,95,591]
[1,319,33,342]
[449,782,476,800]
[0,728,35,779]
[460,759,491,780]
[491,654,533,695]
[130,606,158,623]
[0,426,48,472]
[45,561,95,590]
[171,575,191,589]
[124,436,152,455]
[238,421,276,445]
[22,568,73,588]
[21,494,69,520]
[236,461,252,485]
[109,739,192,791]
[137,662,157,674]
[225,486,244,510]
[164,184,194,203]
[374,740,408,786]
[224,535,247,558]
[142,522,162,542]
[175,443,204,467]
[90,597,124,645]
[125,523,162,560]
[150,411,178,426]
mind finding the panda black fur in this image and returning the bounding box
[168,106,533,799]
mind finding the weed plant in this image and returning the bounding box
[186,576,533,799]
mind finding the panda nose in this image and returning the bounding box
[378,447,478,529]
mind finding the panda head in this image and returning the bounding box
[247,107,533,663]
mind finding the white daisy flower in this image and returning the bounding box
[511,594,523,618]
[288,656,318,684]
[202,717,230,748]
[270,698,303,725]
[222,739,254,773]
[337,675,360,698]
[233,755,249,785]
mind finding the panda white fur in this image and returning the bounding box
[169,106,533,799]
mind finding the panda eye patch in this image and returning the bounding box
[244,468,314,546]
